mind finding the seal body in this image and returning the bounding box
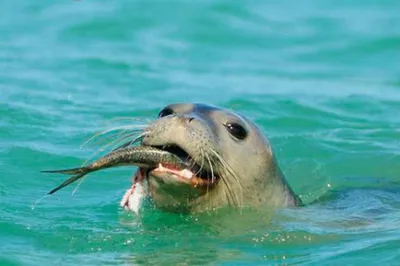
[124,103,301,213]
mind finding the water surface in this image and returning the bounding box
[1,0,400,265]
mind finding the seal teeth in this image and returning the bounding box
[154,163,193,179]
[180,169,193,179]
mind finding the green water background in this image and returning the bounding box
[1,0,400,265]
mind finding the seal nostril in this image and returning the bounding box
[188,117,195,123]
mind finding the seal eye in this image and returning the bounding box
[224,122,247,140]
[158,107,174,118]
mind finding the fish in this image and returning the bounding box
[42,146,190,195]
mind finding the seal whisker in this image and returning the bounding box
[187,151,197,172]
[81,124,147,149]
[210,148,245,193]
[83,129,143,149]
[107,117,149,123]
[83,132,136,163]
[203,151,214,203]
[86,124,148,152]
[194,148,206,177]
[82,131,147,167]
[107,117,154,126]
[111,131,149,152]
[86,123,147,139]
[209,148,243,206]
[199,148,211,198]
[205,150,234,205]
[101,124,148,132]
[204,152,214,185]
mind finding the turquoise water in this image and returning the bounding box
[1,0,400,264]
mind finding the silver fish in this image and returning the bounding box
[42,146,190,195]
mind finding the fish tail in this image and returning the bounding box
[41,167,88,175]
[47,173,86,195]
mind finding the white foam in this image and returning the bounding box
[127,182,145,214]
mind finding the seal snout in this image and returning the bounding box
[136,112,222,205]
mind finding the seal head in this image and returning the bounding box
[124,103,301,213]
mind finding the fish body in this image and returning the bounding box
[43,146,189,195]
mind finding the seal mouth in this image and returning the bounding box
[120,144,219,211]
[145,144,219,188]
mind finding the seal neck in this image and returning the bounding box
[273,164,303,207]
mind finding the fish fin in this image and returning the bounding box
[41,167,87,175]
[47,173,86,195]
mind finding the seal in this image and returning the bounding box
[122,103,302,213]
